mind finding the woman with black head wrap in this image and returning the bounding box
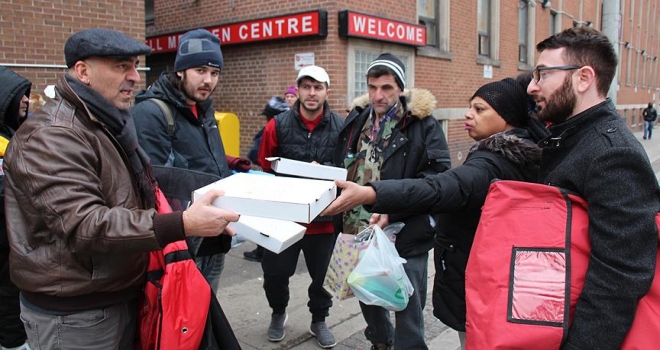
[322,77,550,349]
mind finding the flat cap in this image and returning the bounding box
[64,28,152,68]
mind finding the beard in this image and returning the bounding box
[300,99,323,114]
[537,75,577,124]
[179,72,214,104]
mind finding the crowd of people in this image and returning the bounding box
[0,24,658,350]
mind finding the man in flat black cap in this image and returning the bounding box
[2,28,240,349]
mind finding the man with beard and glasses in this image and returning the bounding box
[256,65,343,348]
[527,26,659,349]
[132,28,233,292]
[2,28,239,350]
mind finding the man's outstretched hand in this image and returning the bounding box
[183,189,240,237]
[321,180,377,216]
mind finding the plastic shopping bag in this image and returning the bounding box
[347,225,414,311]
[323,232,371,300]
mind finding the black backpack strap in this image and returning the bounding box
[148,98,175,138]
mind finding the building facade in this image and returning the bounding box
[2,0,658,163]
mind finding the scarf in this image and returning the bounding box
[65,74,157,209]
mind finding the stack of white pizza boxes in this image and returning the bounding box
[193,157,347,253]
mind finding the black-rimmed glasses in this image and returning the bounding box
[532,65,581,83]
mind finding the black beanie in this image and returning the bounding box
[471,78,529,127]
[367,53,406,90]
[175,29,223,72]
[261,96,290,119]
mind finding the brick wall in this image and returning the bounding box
[6,1,653,161]
[0,0,147,100]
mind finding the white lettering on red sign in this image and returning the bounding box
[349,12,425,46]
[146,12,321,53]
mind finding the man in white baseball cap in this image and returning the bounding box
[256,64,342,348]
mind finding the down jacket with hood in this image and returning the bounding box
[334,88,452,258]
[366,128,543,331]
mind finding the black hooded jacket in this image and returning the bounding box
[0,65,30,347]
[132,72,232,256]
[367,128,543,331]
[132,72,231,178]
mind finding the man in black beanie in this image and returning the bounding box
[332,53,451,350]
[133,28,232,292]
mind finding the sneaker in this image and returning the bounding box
[309,321,336,348]
[243,247,264,262]
[268,312,287,342]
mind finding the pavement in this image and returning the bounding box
[214,128,660,350]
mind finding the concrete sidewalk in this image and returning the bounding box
[217,245,460,350]
[635,129,660,177]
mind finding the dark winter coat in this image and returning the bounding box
[0,65,30,347]
[132,72,232,256]
[538,99,659,350]
[367,128,542,331]
[334,89,452,258]
[132,72,231,177]
[643,106,657,122]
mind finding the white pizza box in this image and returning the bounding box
[192,172,336,223]
[228,215,306,253]
[266,157,347,181]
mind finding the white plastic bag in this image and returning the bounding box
[347,225,414,311]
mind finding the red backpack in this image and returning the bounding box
[465,180,660,350]
[137,188,211,350]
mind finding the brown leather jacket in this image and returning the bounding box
[2,76,184,312]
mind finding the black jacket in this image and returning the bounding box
[0,65,30,347]
[334,89,452,258]
[132,72,231,177]
[643,106,657,122]
[538,99,659,350]
[132,72,232,256]
[367,128,542,331]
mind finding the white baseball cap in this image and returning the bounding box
[296,65,330,87]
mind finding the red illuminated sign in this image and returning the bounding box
[147,10,327,53]
[338,10,426,46]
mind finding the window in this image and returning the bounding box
[478,0,491,57]
[476,0,500,65]
[418,0,438,47]
[352,49,410,98]
[626,46,632,85]
[636,51,641,87]
[145,0,154,25]
[347,41,413,104]
[518,1,528,64]
[643,55,648,87]
[417,0,451,57]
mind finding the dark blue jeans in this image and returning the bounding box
[360,252,429,350]
[644,120,654,139]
